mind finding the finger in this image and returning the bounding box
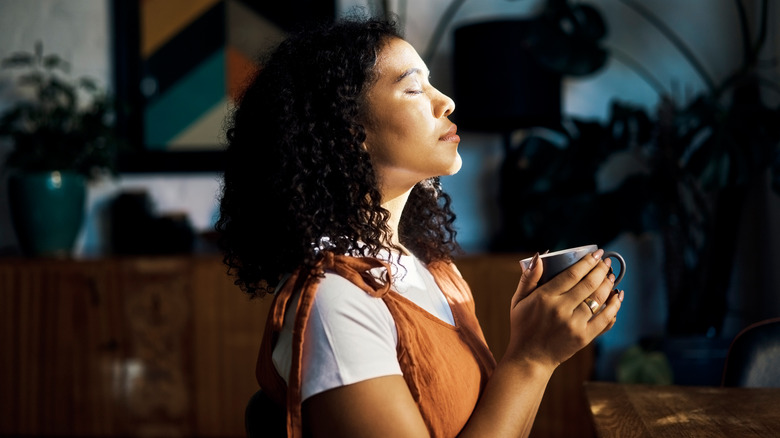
[600,316,617,335]
[513,252,542,306]
[588,290,624,338]
[589,259,617,307]
[576,271,617,320]
[580,297,601,316]
[595,289,621,333]
[543,249,605,296]
[565,257,614,307]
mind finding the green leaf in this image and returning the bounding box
[78,77,98,92]
[17,72,45,88]
[1,52,35,68]
[2,42,121,179]
[617,345,674,385]
[43,54,70,72]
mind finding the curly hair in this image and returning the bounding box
[216,17,462,298]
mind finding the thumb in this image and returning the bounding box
[512,252,542,306]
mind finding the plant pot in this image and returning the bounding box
[8,171,86,257]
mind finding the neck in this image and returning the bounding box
[381,186,413,252]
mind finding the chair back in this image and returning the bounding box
[722,317,780,388]
[245,389,286,437]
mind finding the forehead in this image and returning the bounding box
[374,38,428,82]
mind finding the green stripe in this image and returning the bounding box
[144,48,225,149]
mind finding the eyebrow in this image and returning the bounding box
[395,67,427,83]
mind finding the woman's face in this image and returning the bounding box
[361,38,461,196]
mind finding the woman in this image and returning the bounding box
[217,16,624,438]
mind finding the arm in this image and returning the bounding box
[304,250,622,437]
[459,250,622,437]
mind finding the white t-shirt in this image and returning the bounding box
[271,253,455,401]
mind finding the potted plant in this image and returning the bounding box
[0,42,118,257]
[493,0,780,384]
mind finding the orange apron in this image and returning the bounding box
[256,252,497,437]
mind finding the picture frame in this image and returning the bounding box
[111,0,335,172]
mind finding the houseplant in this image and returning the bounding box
[498,0,780,335]
[495,0,779,384]
[0,42,118,257]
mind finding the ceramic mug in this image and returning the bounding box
[519,244,626,286]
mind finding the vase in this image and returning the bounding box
[8,171,87,257]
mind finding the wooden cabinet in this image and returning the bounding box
[1,254,593,437]
[0,256,270,437]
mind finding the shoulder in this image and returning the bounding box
[308,271,398,348]
[314,271,394,322]
[301,271,400,399]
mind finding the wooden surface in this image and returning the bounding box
[0,256,271,437]
[585,382,780,437]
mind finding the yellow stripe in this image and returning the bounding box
[141,0,221,58]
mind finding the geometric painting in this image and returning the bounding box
[140,0,285,150]
[113,0,334,169]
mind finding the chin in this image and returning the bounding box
[444,153,463,175]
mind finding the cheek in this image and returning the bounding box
[384,111,422,139]
[364,120,411,157]
[363,124,389,154]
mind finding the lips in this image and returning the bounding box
[439,124,460,143]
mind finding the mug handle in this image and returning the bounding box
[602,251,626,286]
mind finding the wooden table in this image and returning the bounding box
[584,381,780,437]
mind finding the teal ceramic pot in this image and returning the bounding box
[8,171,87,257]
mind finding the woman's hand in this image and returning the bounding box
[505,249,624,370]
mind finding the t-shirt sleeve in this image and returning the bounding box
[300,272,401,401]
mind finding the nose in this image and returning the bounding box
[433,88,455,119]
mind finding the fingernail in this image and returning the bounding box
[604,258,612,267]
[619,290,625,302]
[592,249,604,260]
[608,273,615,283]
[528,252,540,270]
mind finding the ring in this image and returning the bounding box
[583,297,600,314]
